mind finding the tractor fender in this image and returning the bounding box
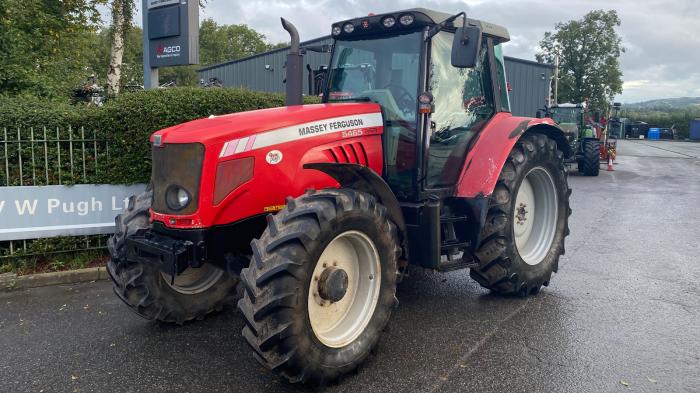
[303,162,406,236]
[455,113,571,199]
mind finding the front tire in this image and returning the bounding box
[107,191,239,324]
[238,189,399,384]
[470,133,571,296]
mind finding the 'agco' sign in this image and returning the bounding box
[147,0,199,67]
[156,44,182,59]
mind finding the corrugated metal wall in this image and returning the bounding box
[503,56,553,117]
[198,36,553,117]
[198,37,334,95]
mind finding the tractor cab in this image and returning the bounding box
[547,103,592,148]
[323,9,512,200]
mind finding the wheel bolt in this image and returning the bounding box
[369,274,374,280]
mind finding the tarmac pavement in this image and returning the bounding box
[1,140,699,393]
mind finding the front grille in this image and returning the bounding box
[151,143,205,215]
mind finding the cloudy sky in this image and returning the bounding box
[122,0,700,103]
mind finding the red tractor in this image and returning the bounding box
[108,9,571,385]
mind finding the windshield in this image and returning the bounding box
[327,32,422,122]
[551,107,581,124]
[327,32,422,199]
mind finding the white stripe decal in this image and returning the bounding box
[219,142,230,158]
[219,112,383,158]
[0,222,115,234]
[234,137,248,154]
[253,112,383,150]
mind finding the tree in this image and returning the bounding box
[536,10,625,111]
[158,19,278,87]
[0,0,105,97]
[91,26,143,88]
[106,0,134,96]
[199,19,276,65]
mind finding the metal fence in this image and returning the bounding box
[0,126,112,258]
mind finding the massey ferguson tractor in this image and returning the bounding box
[108,9,571,385]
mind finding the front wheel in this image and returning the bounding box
[470,133,571,296]
[238,189,399,384]
[107,191,239,324]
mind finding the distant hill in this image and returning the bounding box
[625,97,700,110]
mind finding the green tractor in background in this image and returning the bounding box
[542,103,601,176]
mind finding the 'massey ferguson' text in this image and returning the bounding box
[298,118,364,136]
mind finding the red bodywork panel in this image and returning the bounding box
[455,112,559,198]
[149,103,384,229]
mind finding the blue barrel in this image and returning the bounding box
[690,119,700,140]
[648,127,661,140]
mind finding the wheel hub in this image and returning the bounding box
[513,167,558,266]
[516,203,529,225]
[161,264,223,295]
[307,230,381,348]
[317,266,349,303]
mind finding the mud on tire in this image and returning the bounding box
[238,188,400,385]
[470,133,571,296]
[107,190,239,324]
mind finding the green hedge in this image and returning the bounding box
[0,88,320,184]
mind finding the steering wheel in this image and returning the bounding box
[383,84,415,117]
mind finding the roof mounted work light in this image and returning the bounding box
[399,14,415,26]
[382,16,396,28]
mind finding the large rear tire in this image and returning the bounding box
[579,139,600,176]
[107,191,239,324]
[238,189,399,384]
[470,133,571,296]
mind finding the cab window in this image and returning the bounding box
[426,31,494,188]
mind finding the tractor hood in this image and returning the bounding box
[151,103,382,147]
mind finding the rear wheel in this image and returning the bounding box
[579,139,600,176]
[238,188,399,384]
[107,191,239,324]
[470,133,571,296]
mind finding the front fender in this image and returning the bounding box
[455,113,569,198]
[303,162,406,236]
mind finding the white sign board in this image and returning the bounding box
[0,184,147,241]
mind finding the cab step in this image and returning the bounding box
[437,257,479,272]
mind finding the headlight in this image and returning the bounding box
[399,14,415,26]
[166,185,191,211]
[343,23,355,34]
[382,16,396,28]
[332,25,342,36]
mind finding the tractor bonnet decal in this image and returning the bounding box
[265,150,283,165]
[219,112,383,158]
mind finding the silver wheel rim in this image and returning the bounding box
[513,166,559,265]
[308,230,381,348]
[162,265,224,295]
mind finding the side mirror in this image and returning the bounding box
[313,67,328,96]
[451,26,482,68]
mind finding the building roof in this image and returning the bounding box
[197,36,332,72]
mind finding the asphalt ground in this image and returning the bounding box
[1,140,699,393]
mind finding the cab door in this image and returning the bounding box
[424,31,497,190]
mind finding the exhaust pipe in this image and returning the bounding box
[281,18,303,106]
